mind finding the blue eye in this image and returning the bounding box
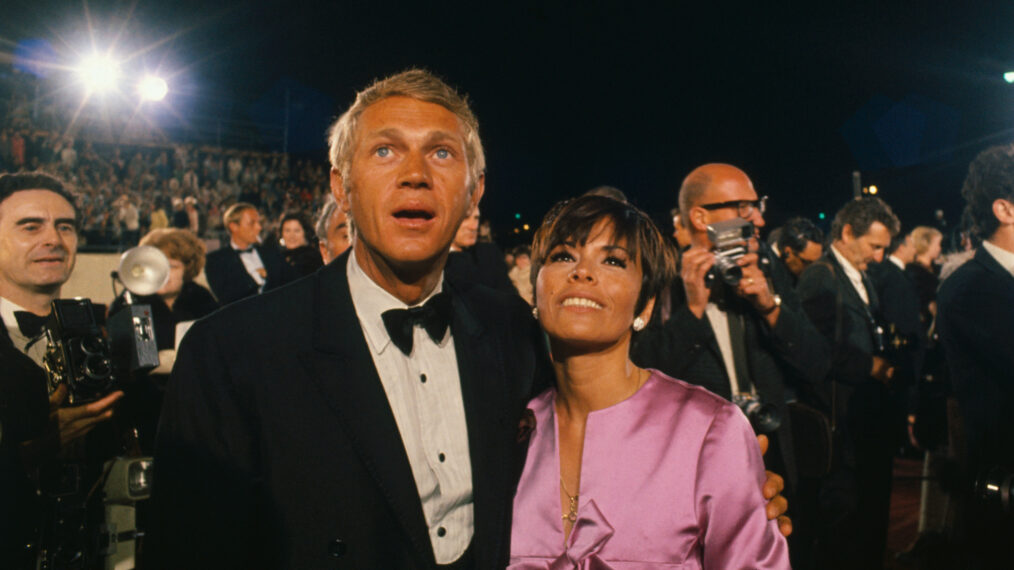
[435,149,450,159]
[376,147,391,158]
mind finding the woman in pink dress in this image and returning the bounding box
[510,195,791,569]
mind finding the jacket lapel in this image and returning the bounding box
[299,252,435,567]
[445,280,510,567]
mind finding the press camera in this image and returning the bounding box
[733,393,783,434]
[706,218,754,287]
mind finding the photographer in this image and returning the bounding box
[633,163,830,500]
[796,196,901,569]
[938,144,1014,566]
[0,172,122,566]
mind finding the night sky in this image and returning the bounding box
[4,0,1013,245]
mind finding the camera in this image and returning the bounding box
[873,321,917,362]
[43,298,116,404]
[733,393,782,434]
[42,296,160,404]
[706,218,754,287]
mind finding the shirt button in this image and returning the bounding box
[438,452,446,462]
[437,526,446,537]
[420,373,427,383]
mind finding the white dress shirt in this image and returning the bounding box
[832,243,869,305]
[346,250,474,564]
[0,297,48,367]
[983,241,1014,279]
[232,240,266,291]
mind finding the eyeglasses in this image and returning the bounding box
[698,195,768,218]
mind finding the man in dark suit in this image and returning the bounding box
[937,144,1014,566]
[204,202,294,305]
[146,70,551,569]
[797,196,901,570]
[633,164,829,493]
[0,172,122,566]
[444,205,516,295]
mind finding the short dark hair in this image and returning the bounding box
[0,171,78,221]
[830,197,900,240]
[780,216,824,254]
[530,195,676,316]
[960,144,1014,239]
[279,210,315,243]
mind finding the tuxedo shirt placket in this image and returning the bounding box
[346,252,474,564]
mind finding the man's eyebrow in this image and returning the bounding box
[365,128,405,141]
[15,217,45,226]
[423,131,461,146]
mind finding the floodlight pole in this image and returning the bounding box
[852,170,862,199]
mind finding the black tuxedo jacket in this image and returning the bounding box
[0,319,49,566]
[938,247,1014,474]
[147,251,552,569]
[631,246,830,489]
[445,243,516,296]
[867,259,925,410]
[205,242,295,306]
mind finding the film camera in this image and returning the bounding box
[733,393,782,434]
[705,218,754,287]
[42,246,168,403]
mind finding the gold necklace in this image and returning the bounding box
[560,477,578,522]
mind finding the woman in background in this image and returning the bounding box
[109,228,218,451]
[278,211,323,276]
[510,195,789,568]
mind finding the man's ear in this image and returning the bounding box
[841,223,855,243]
[330,168,350,212]
[468,173,486,212]
[993,199,1014,225]
[689,206,710,232]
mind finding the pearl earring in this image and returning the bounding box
[632,316,646,332]
[532,306,539,319]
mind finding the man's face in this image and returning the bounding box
[453,207,480,250]
[332,96,482,271]
[841,221,891,271]
[784,240,822,277]
[0,189,78,296]
[229,209,262,248]
[320,208,351,263]
[692,174,765,247]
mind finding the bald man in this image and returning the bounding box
[633,164,829,562]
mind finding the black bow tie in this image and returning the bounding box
[381,291,453,356]
[13,311,49,339]
[235,246,255,254]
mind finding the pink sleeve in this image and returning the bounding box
[695,404,791,569]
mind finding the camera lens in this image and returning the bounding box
[82,354,112,381]
[79,335,106,355]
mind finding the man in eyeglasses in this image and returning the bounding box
[773,217,825,283]
[633,162,829,566]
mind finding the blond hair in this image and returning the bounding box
[326,69,485,192]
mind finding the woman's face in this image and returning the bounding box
[158,256,185,299]
[282,219,307,249]
[535,219,651,352]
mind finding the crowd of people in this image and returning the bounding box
[1,67,1012,570]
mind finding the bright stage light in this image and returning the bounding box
[77,54,121,93]
[138,76,169,101]
[1005,71,1014,84]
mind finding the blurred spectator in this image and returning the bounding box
[937,144,1014,566]
[906,226,943,327]
[278,210,323,276]
[445,205,515,294]
[772,216,824,282]
[204,202,295,305]
[114,194,141,246]
[507,245,533,305]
